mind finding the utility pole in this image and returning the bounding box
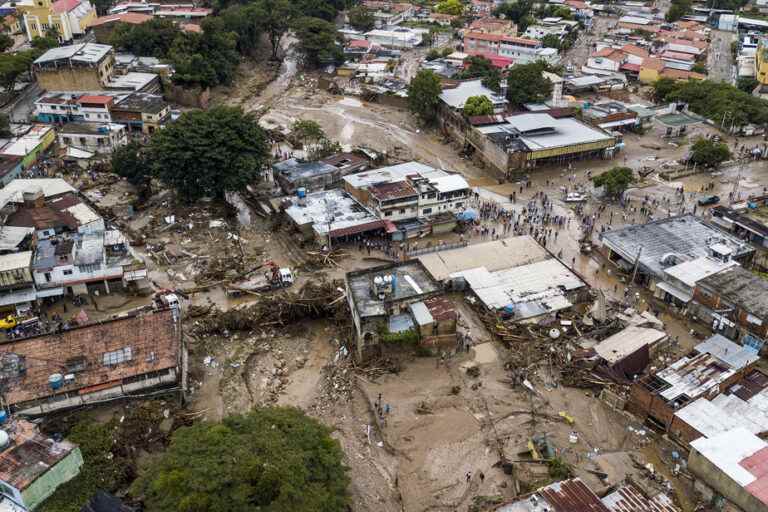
[630,246,643,286]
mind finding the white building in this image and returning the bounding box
[365,27,423,49]
[58,123,127,154]
[32,232,128,296]
[343,161,471,222]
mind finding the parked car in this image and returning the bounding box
[697,195,720,206]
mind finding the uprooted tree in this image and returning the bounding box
[147,106,269,202]
[130,407,350,512]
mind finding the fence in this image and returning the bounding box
[406,240,468,258]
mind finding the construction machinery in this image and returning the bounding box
[226,261,294,297]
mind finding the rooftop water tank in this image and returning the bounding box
[0,410,7,425]
[49,373,63,390]
[0,430,9,450]
[297,187,307,199]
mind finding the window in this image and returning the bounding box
[63,137,71,144]
[79,137,86,145]
[384,211,392,217]
[423,208,432,215]
[65,356,87,373]
[103,347,133,366]
[63,269,73,276]
[399,209,405,214]
[78,263,98,273]
[44,272,51,282]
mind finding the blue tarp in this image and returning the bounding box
[457,208,478,222]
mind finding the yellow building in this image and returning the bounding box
[17,0,96,41]
[32,43,115,91]
[757,38,768,85]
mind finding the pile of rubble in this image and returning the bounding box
[190,278,349,335]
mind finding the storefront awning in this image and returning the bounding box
[36,287,64,298]
[656,281,692,303]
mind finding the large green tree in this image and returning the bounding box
[0,33,13,53]
[169,18,240,88]
[108,18,180,58]
[408,69,442,125]
[455,55,501,91]
[293,16,343,68]
[347,5,375,31]
[219,3,263,56]
[653,78,768,128]
[592,166,634,199]
[254,0,296,60]
[147,106,269,201]
[111,141,152,200]
[463,95,493,117]
[131,407,350,512]
[690,138,731,167]
[506,61,553,107]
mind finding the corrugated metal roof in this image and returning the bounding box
[594,326,667,364]
[602,484,679,512]
[539,478,610,512]
[409,301,433,326]
[0,251,32,272]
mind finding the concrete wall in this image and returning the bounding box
[22,447,83,510]
[35,68,103,92]
[689,448,768,512]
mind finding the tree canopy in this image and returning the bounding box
[0,33,12,53]
[506,61,553,107]
[689,138,731,167]
[455,55,501,91]
[109,18,180,58]
[111,141,152,200]
[541,34,561,49]
[435,0,463,15]
[652,78,768,128]
[131,407,350,512]
[408,69,443,125]
[347,5,375,31]
[293,16,343,68]
[463,95,493,117]
[665,0,691,21]
[146,106,269,202]
[592,166,634,199]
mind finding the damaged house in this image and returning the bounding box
[0,307,183,416]
[346,260,444,360]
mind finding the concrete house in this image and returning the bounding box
[32,44,115,92]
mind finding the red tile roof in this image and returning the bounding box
[661,50,695,61]
[78,95,113,105]
[51,0,81,13]
[464,31,539,46]
[90,12,153,26]
[0,309,179,408]
[660,68,705,80]
[330,220,386,239]
[621,44,649,58]
[742,446,768,505]
[641,57,665,71]
[620,63,641,72]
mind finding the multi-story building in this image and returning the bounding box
[463,31,559,65]
[58,122,127,153]
[17,0,96,41]
[110,92,169,134]
[0,251,35,314]
[343,162,471,222]
[32,43,115,91]
[756,36,768,85]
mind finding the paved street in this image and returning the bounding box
[708,29,736,84]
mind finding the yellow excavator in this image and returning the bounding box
[0,315,17,330]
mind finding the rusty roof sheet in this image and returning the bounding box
[602,484,680,512]
[369,180,418,201]
[0,309,178,407]
[538,478,610,512]
[423,295,456,322]
[0,419,77,491]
